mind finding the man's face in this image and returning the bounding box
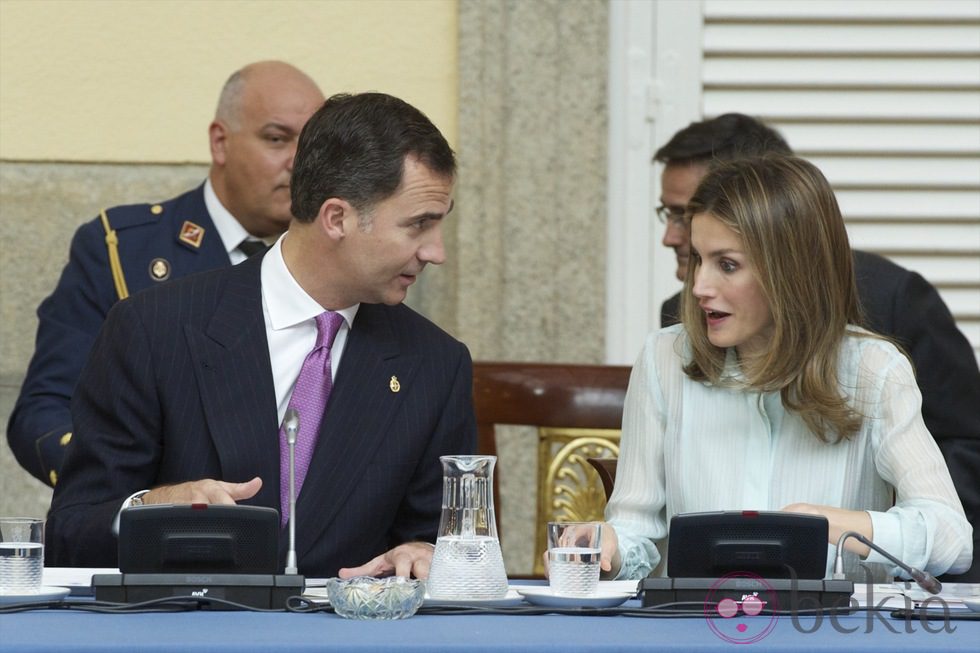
[211,70,324,237]
[660,161,708,281]
[337,156,454,306]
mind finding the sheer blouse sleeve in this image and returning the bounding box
[862,340,973,576]
[605,330,675,579]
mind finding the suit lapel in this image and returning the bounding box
[186,256,280,510]
[295,304,421,559]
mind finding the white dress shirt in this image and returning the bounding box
[606,324,972,582]
[203,179,251,264]
[261,234,359,427]
[203,179,276,264]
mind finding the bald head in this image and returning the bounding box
[215,61,320,130]
[209,61,325,237]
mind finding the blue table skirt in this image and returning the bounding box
[1,602,977,653]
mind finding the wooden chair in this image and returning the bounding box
[586,457,618,501]
[472,362,631,576]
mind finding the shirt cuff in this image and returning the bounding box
[863,510,901,567]
[612,527,659,580]
[111,490,150,536]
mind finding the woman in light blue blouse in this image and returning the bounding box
[601,155,972,581]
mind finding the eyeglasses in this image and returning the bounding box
[656,204,687,228]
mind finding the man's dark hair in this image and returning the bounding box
[291,92,456,221]
[653,113,792,166]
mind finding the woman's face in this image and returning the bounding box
[690,212,774,361]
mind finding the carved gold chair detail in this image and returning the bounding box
[472,362,631,577]
[534,428,620,576]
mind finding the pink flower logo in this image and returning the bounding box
[704,572,779,644]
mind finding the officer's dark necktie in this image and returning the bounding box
[237,239,269,258]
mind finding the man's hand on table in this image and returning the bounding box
[338,542,436,579]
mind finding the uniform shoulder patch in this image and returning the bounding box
[178,221,206,249]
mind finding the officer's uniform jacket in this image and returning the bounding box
[7,184,231,485]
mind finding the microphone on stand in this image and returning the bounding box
[833,530,942,594]
[283,408,300,575]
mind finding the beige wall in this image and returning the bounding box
[0,0,458,161]
[453,0,608,574]
[1,0,609,577]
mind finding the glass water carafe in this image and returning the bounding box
[426,455,509,599]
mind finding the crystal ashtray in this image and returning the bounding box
[325,576,425,620]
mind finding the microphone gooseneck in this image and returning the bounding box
[833,530,942,594]
[284,408,300,575]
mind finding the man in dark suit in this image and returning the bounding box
[8,61,324,487]
[46,92,476,578]
[655,114,980,580]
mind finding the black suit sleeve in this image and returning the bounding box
[886,269,980,442]
[660,292,681,329]
[46,297,165,567]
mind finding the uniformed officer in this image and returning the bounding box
[7,61,325,486]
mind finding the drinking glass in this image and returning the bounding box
[547,521,602,596]
[0,518,44,595]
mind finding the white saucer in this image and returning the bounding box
[423,589,524,608]
[517,587,634,608]
[0,586,71,604]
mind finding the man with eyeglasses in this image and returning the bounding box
[655,113,791,304]
[652,113,980,581]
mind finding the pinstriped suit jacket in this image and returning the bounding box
[45,254,476,576]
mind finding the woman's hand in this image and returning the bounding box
[543,521,621,578]
[599,521,620,577]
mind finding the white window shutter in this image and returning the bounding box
[702,0,980,360]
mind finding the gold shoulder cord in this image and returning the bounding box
[99,209,129,300]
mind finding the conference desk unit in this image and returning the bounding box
[2,598,978,652]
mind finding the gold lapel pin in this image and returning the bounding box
[389,376,401,393]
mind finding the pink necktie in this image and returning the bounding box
[279,311,345,526]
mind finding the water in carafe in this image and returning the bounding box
[426,455,508,599]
